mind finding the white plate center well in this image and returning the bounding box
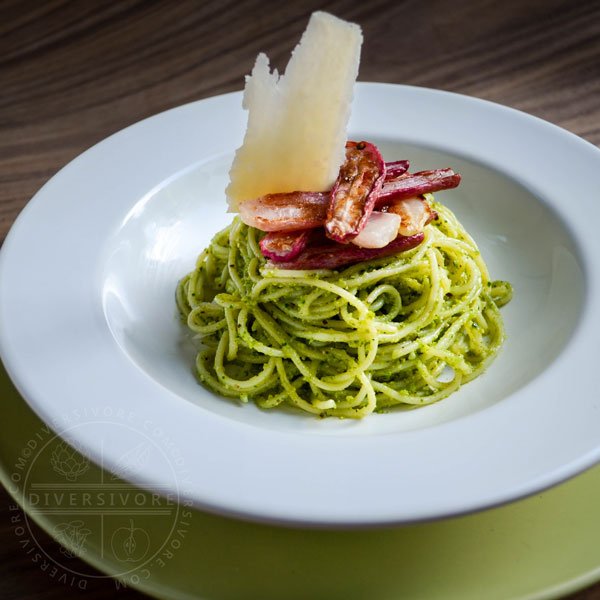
[102,141,585,436]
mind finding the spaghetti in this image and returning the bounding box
[176,197,512,418]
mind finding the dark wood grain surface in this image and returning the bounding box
[1,0,599,598]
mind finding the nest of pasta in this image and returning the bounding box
[176,198,512,418]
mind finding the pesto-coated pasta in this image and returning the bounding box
[176,198,512,418]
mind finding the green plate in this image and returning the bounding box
[1,362,599,600]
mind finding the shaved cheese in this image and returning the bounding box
[226,11,363,212]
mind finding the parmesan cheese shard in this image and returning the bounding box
[226,11,363,212]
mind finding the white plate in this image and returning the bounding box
[1,83,599,526]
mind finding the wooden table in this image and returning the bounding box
[1,1,598,598]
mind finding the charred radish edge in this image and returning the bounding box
[266,232,425,270]
[378,169,461,204]
[260,230,312,261]
[325,141,386,243]
[384,160,409,179]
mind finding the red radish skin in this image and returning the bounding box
[378,169,461,204]
[384,160,409,179]
[266,232,425,270]
[259,230,312,261]
[325,141,386,243]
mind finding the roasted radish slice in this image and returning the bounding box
[325,141,386,243]
[266,232,424,270]
[239,192,328,232]
[378,169,461,203]
[351,211,402,249]
[387,196,435,237]
[240,166,459,234]
[259,230,312,261]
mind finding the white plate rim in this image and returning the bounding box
[1,83,599,526]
